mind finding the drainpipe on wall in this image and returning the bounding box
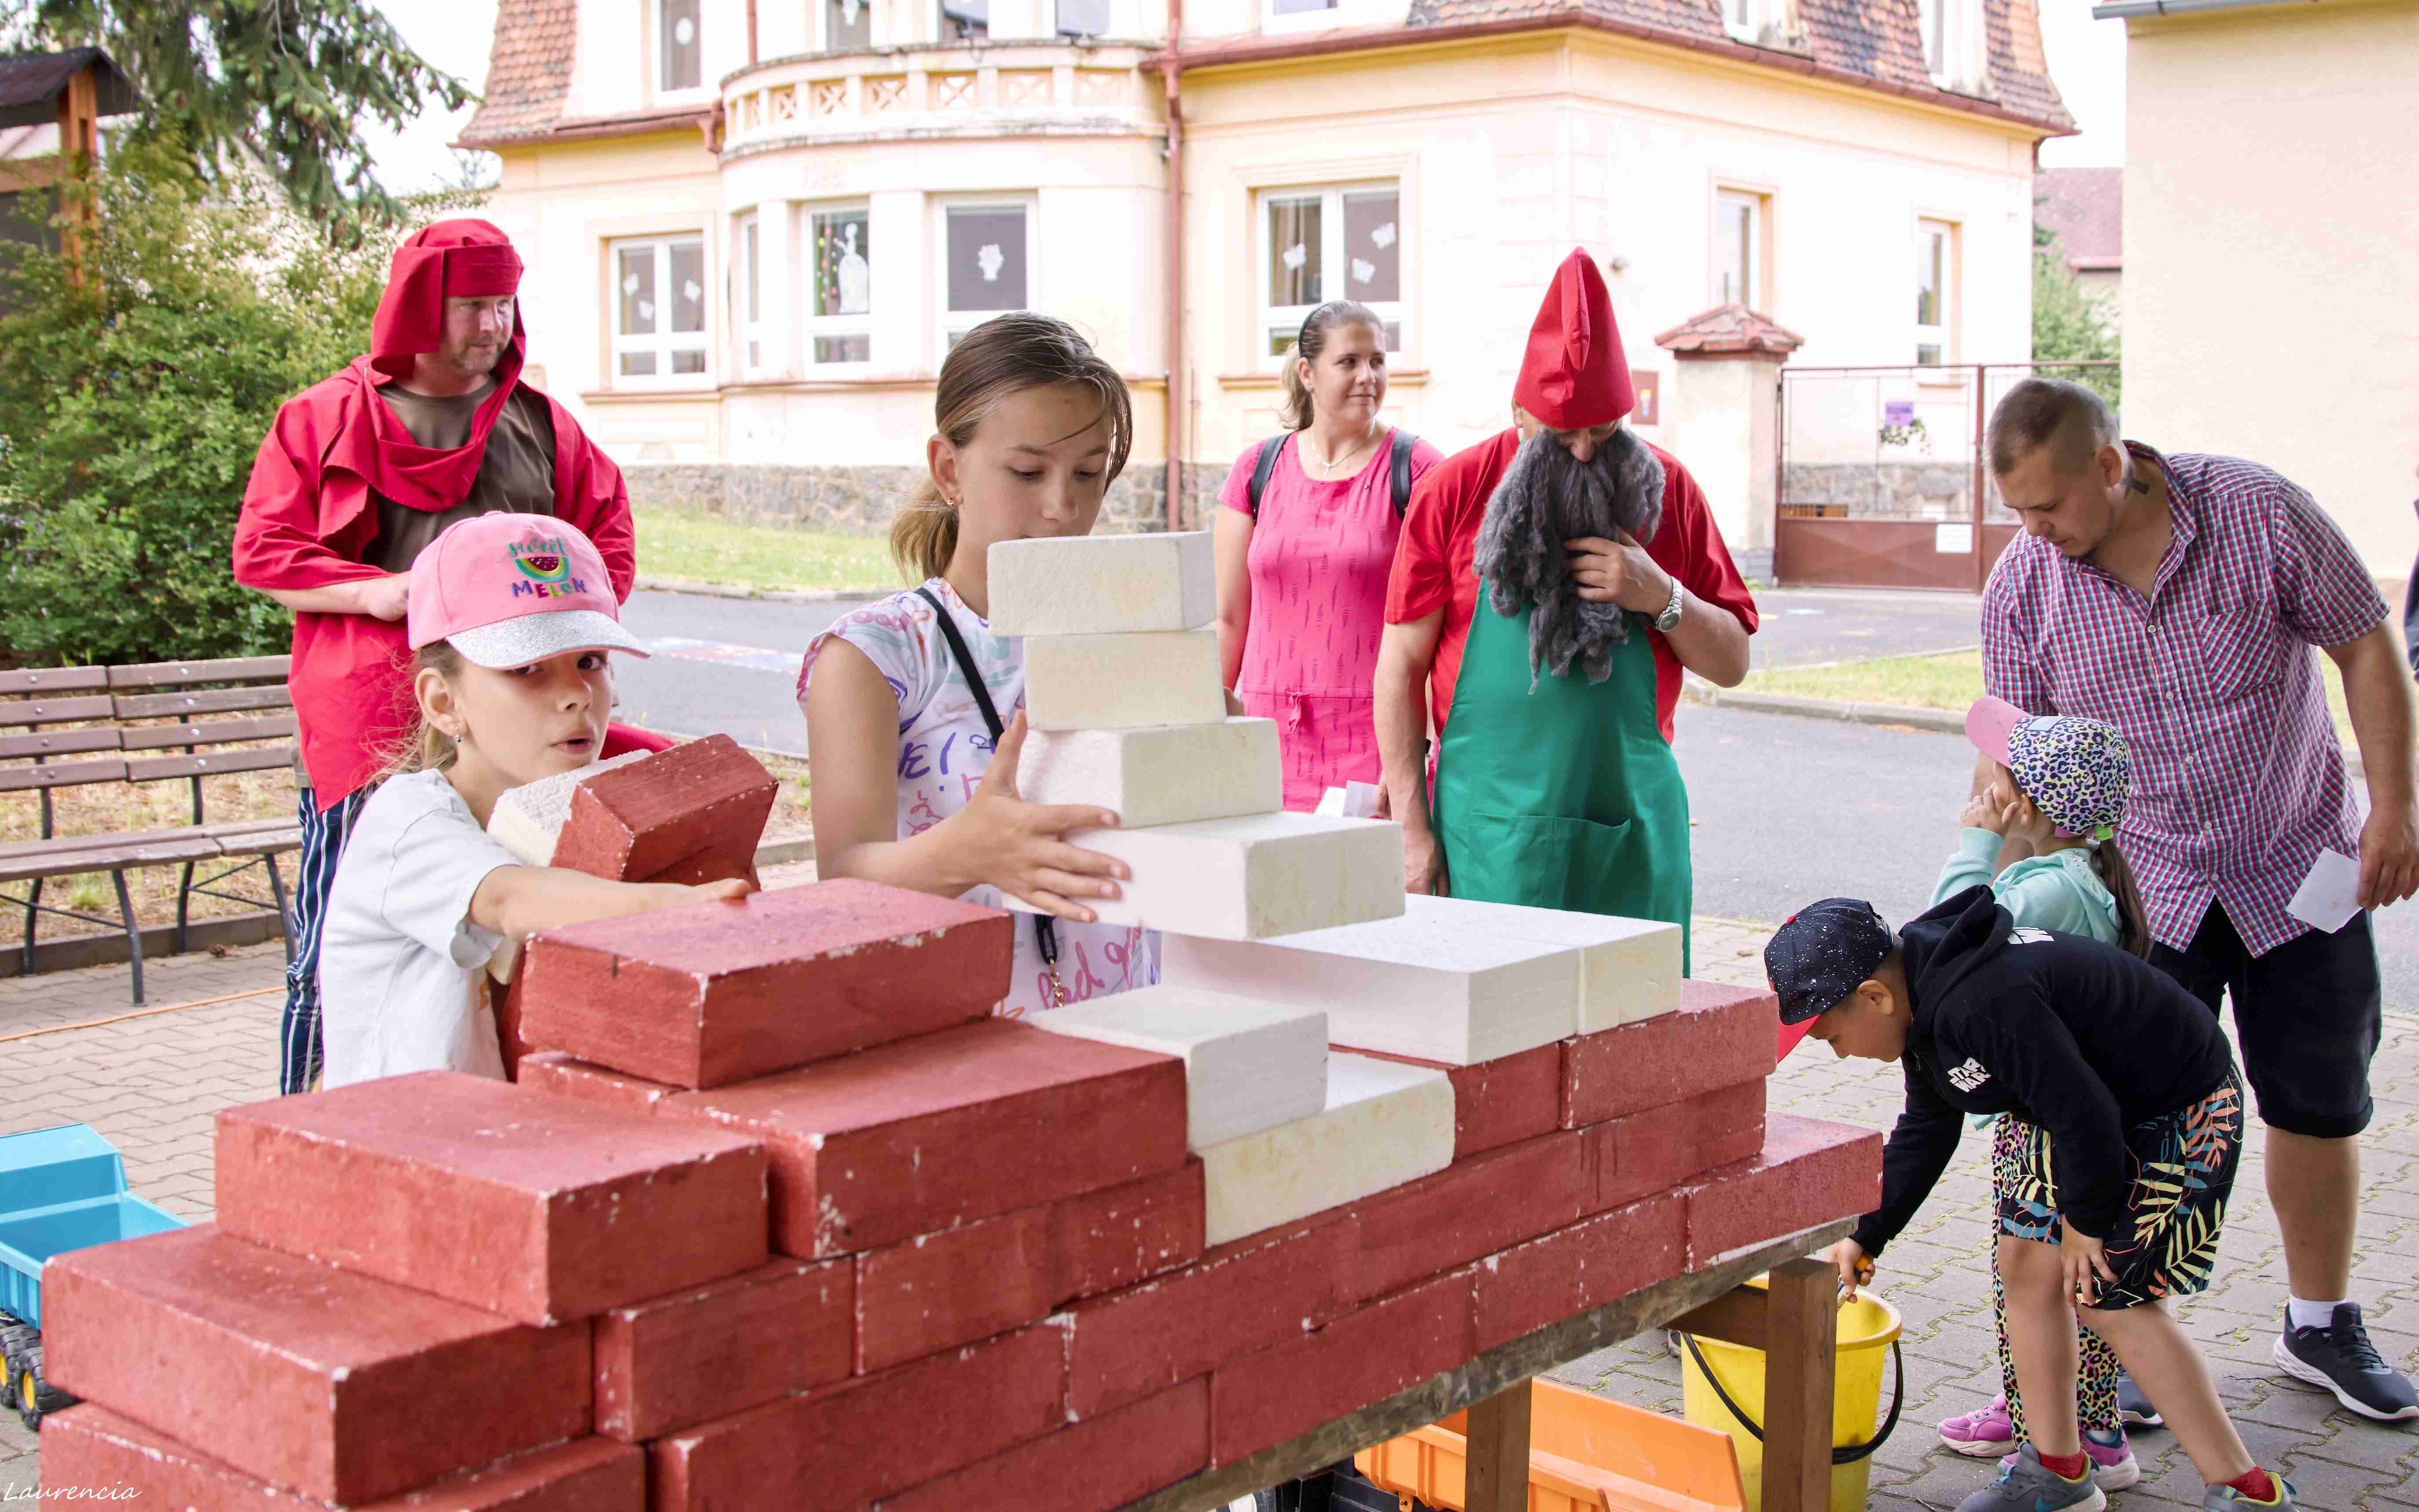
[747,0,760,63]
[1162,0,1186,532]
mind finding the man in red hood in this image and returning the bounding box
[1374,248,1758,970]
[233,219,640,1094]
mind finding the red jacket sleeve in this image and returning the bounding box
[1385,465,1458,624]
[547,396,637,603]
[1653,459,1759,636]
[230,394,387,591]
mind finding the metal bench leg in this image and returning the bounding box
[112,868,144,1006]
[265,854,294,966]
[19,877,38,978]
[175,858,195,956]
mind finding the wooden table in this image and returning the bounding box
[1126,1218,1854,1512]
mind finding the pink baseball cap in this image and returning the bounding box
[406,513,650,669]
[1965,694,2029,767]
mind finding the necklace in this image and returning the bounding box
[1301,426,1381,479]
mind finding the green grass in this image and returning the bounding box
[633,508,903,595]
[1738,648,2356,739]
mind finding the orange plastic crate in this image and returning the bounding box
[1354,1380,1745,1512]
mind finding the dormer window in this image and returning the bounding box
[1723,0,1772,44]
[1918,0,1981,89]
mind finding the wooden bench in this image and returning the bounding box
[1,656,302,1004]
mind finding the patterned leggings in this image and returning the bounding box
[279,787,369,1095]
[1989,1114,2122,1440]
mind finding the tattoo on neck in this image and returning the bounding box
[2127,471,2149,495]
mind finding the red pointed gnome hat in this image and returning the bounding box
[1512,248,1634,431]
[369,218,527,382]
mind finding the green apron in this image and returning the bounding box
[1432,581,1693,971]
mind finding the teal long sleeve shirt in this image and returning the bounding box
[1931,828,2122,947]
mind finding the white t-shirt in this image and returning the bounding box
[320,769,516,1088]
[800,578,1157,1018]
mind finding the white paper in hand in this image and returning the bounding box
[1314,786,1346,817]
[2285,848,2362,934]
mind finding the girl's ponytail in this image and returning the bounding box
[2094,840,2154,959]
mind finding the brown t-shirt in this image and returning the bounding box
[366,380,561,573]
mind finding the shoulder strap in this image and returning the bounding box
[1390,429,1417,518]
[914,586,1004,740]
[1246,434,1286,520]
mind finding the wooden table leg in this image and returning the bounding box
[1761,1259,1836,1512]
[1464,1378,1532,1512]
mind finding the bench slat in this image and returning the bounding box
[0,694,118,727]
[0,729,124,760]
[216,828,304,858]
[113,685,293,719]
[107,655,292,690]
[0,837,227,884]
[0,817,298,862]
[119,714,300,752]
[0,757,128,793]
[124,746,297,783]
[0,667,109,696]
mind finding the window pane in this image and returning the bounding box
[618,245,657,335]
[1267,327,1296,358]
[946,206,1027,312]
[1057,0,1110,33]
[1916,343,1943,367]
[816,333,872,363]
[662,0,702,89]
[1915,228,1943,327]
[669,240,705,333]
[814,208,872,317]
[620,351,659,376]
[1267,194,1321,309]
[1272,0,1336,13]
[941,0,989,39]
[1341,189,1399,303]
[1922,0,1945,71]
[1718,197,1752,305]
[672,349,707,375]
[1381,320,1402,352]
[742,219,760,325]
[828,0,871,48]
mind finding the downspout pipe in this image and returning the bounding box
[747,0,760,63]
[1162,0,1185,533]
[2090,0,2311,17]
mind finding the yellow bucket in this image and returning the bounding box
[1679,1277,1903,1512]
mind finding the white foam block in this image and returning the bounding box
[1018,719,1281,829]
[1197,1052,1454,1247]
[483,749,651,866]
[989,532,1216,637]
[1163,912,1583,1066]
[1005,813,1403,939]
[1034,983,1328,1150]
[1022,631,1226,730]
[1405,893,1681,1031]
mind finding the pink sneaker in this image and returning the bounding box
[1998,1429,2141,1494]
[1939,1396,2015,1457]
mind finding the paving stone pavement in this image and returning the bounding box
[2,904,2414,1505]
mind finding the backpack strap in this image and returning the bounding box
[1389,429,1418,518]
[1246,434,1287,520]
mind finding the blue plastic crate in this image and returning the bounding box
[0,1123,186,1331]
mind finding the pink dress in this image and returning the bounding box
[1218,429,1443,811]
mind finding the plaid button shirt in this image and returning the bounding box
[1981,444,2386,955]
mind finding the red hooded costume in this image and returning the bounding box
[1383,247,1758,743]
[232,220,642,808]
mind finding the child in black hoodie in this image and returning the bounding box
[1766,886,2288,1512]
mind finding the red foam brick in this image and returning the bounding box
[594,1258,852,1443]
[858,1207,1055,1373]
[1472,1192,1687,1352]
[42,1225,592,1506]
[657,1017,1188,1256]
[518,1051,679,1114]
[1052,1156,1206,1304]
[875,1378,1210,1512]
[1350,1132,1589,1299]
[38,1407,643,1511]
[216,1070,767,1326]
[550,732,777,885]
[1354,1041,1562,1159]
[1684,1114,1884,1268]
[1067,1216,1360,1420]
[649,1322,1066,1512]
[1584,1079,1768,1212]
[1560,980,1777,1128]
[518,879,1013,1089]
[1210,1270,1475,1467]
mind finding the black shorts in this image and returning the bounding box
[2149,903,2382,1139]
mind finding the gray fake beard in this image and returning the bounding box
[1471,425,1667,687]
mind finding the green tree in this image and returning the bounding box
[0,141,394,666]
[11,0,473,235]
[2032,222,2120,411]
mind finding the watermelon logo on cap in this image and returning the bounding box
[508,537,573,584]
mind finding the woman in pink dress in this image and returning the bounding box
[1213,301,1442,812]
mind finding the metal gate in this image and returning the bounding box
[1775,362,2119,591]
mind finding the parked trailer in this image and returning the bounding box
[0,1123,186,1430]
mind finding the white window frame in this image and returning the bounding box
[1915,217,1957,367]
[1714,187,1766,309]
[1255,179,1405,372]
[1917,0,1980,89]
[822,0,873,50]
[610,233,713,388]
[807,201,875,369]
[735,212,763,376]
[653,0,707,97]
[1721,0,1764,44]
[1263,0,1342,35]
[936,195,1038,357]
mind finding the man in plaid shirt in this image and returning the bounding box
[1979,379,2419,1429]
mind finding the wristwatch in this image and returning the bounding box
[1653,573,1685,633]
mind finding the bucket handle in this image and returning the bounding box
[1679,1332,1904,1465]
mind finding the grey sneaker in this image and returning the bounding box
[2117,1372,2163,1428]
[1954,1443,2104,1512]
[2272,1303,2419,1422]
[2203,1475,2298,1510]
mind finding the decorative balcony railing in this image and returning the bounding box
[720,42,1161,153]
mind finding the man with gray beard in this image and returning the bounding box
[1375,248,1757,968]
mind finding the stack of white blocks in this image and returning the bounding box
[996,532,1682,1246]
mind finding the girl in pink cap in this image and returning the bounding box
[315,514,752,1090]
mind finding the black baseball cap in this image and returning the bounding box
[1765,898,1896,1027]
